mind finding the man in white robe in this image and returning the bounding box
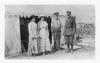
[51,12,61,52]
[59,15,66,48]
[28,17,38,56]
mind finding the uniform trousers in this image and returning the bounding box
[64,35,74,50]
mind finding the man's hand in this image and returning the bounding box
[32,37,35,40]
[51,27,54,33]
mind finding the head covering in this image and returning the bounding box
[31,16,35,21]
[66,11,71,13]
[39,14,44,18]
[54,12,59,15]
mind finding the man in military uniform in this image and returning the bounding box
[64,11,76,53]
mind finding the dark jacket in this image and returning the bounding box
[64,16,76,35]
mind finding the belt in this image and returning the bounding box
[32,37,38,39]
[66,26,72,28]
[53,27,60,29]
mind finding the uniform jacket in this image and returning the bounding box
[64,16,76,35]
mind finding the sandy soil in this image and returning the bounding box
[6,38,95,59]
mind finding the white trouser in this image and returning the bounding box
[28,36,38,55]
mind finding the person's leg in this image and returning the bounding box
[51,34,54,52]
[64,35,70,53]
[40,38,45,55]
[55,31,59,51]
[56,31,60,50]
[32,42,35,56]
[64,36,68,49]
[69,35,73,51]
[31,38,37,56]
[59,31,61,49]
[70,35,74,50]
[67,36,70,51]
[33,39,38,55]
[37,37,41,55]
[45,37,51,54]
[55,31,58,50]
[53,32,57,51]
[31,43,34,55]
[28,36,32,55]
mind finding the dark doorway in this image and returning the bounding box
[19,15,52,53]
[19,15,40,53]
[19,16,32,53]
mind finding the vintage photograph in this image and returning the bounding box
[5,5,95,59]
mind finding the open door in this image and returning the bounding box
[19,16,31,53]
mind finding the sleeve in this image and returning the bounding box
[51,19,53,27]
[63,20,66,36]
[59,19,62,33]
[60,19,62,28]
[28,23,32,35]
[37,22,41,35]
[51,19,54,33]
[73,16,76,34]
[46,22,49,36]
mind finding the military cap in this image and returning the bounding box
[66,11,71,13]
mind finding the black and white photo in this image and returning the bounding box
[5,5,95,59]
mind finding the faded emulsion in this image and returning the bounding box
[5,5,95,59]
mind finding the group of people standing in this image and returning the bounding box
[28,11,76,56]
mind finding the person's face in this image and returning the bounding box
[55,14,59,19]
[41,17,44,20]
[56,14,59,17]
[67,12,71,17]
[32,18,35,22]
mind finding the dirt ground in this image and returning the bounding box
[6,38,95,59]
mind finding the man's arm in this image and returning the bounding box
[28,23,35,37]
[73,16,76,35]
[51,19,54,33]
[63,20,66,36]
[28,23,32,36]
[59,19,62,33]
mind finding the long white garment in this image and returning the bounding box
[59,16,66,47]
[5,14,21,57]
[28,21,38,55]
[51,16,61,48]
[51,16,61,28]
[39,21,51,52]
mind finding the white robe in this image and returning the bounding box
[51,16,61,48]
[39,21,51,52]
[60,16,66,47]
[28,21,38,55]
